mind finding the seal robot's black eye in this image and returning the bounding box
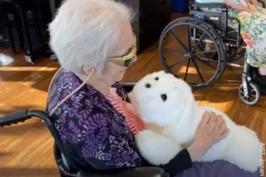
[155,77,159,81]
[145,83,151,88]
[161,94,167,102]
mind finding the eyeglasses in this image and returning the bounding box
[110,45,137,67]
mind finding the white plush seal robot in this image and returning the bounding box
[129,71,261,172]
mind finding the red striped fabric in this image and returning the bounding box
[106,88,144,134]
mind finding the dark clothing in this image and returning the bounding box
[160,149,192,176]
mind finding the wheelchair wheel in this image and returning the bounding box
[159,17,226,88]
[238,82,260,106]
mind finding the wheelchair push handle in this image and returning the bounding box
[0,109,32,127]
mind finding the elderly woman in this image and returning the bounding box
[47,0,258,176]
[197,0,266,93]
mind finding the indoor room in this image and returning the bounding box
[0,0,265,177]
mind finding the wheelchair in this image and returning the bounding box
[0,83,168,177]
[159,0,265,105]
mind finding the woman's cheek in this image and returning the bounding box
[119,70,126,80]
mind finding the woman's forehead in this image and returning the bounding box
[115,22,135,55]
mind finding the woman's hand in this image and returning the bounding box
[248,0,259,5]
[224,0,258,12]
[187,111,229,161]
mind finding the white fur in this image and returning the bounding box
[129,71,261,172]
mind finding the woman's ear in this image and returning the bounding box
[82,64,94,75]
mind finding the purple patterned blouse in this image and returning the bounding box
[47,69,143,169]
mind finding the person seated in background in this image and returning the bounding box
[47,0,259,176]
[197,0,266,93]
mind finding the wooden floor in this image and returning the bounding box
[0,42,265,177]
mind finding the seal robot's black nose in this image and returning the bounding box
[161,94,167,102]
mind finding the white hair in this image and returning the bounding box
[49,0,133,74]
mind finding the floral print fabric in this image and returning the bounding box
[196,0,266,67]
[232,4,266,67]
[47,69,143,169]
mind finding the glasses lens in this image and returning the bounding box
[110,45,137,67]
[124,58,132,67]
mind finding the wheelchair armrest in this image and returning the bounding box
[0,109,31,127]
[0,109,52,127]
[77,167,168,177]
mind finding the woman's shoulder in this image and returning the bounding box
[50,69,82,93]
[46,69,101,113]
[46,69,126,134]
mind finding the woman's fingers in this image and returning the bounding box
[218,119,227,132]
[212,115,229,143]
[200,111,211,128]
[204,112,229,141]
[234,4,252,11]
[249,0,259,5]
[224,0,252,11]
[190,111,229,160]
[207,112,218,132]
[218,127,229,142]
[216,115,225,130]
[189,112,213,161]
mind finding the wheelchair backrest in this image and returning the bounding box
[189,0,228,33]
[190,8,228,32]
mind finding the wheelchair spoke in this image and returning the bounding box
[187,26,192,51]
[169,31,188,52]
[191,58,205,83]
[169,57,186,68]
[194,55,216,70]
[159,17,226,88]
[191,31,208,52]
[184,58,191,80]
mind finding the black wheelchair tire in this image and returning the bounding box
[159,17,226,88]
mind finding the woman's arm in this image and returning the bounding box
[161,112,229,176]
[79,112,143,169]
